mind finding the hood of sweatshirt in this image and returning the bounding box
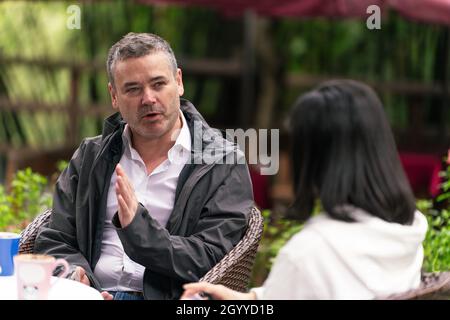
[304,207,428,296]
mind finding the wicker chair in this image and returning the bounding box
[379,272,450,300]
[199,207,264,292]
[19,207,264,292]
[19,209,52,254]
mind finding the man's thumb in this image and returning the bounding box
[76,266,86,277]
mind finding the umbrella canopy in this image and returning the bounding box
[136,0,450,25]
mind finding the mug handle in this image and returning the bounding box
[50,259,69,287]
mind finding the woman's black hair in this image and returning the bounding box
[288,79,416,225]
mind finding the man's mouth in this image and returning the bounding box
[142,112,163,121]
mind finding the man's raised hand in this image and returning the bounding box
[115,164,138,228]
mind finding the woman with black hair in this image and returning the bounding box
[181,80,428,300]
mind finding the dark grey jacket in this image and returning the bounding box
[34,99,254,299]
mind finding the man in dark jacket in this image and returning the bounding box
[34,33,254,300]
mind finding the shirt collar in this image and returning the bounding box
[175,109,191,153]
[121,110,191,163]
[167,110,191,164]
[122,124,138,161]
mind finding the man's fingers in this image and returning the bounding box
[183,282,209,290]
[180,282,220,300]
[80,274,90,286]
[116,176,133,205]
[115,164,138,228]
[115,177,124,199]
[116,163,125,176]
[74,267,91,286]
[75,266,85,277]
[180,289,202,299]
[115,164,137,202]
[180,282,250,300]
[120,174,136,203]
[117,194,130,215]
[101,291,114,300]
[116,164,133,190]
[116,174,138,218]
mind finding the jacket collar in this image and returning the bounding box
[101,112,125,140]
[99,98,241,162]
[100,98,207,142]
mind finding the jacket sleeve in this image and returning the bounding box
[112,163,254,283]
[34,141,100,288]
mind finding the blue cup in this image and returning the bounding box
[0,232,21,276]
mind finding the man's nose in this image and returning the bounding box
[141,87,157,105]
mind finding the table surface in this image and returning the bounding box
[0,275,103,300]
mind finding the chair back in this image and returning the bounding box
[199,207,264,292]
[380,272,450,300]
[19,209,52,254]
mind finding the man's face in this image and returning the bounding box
[108,52,184,141]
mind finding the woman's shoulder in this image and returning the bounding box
[279,212,362,260]
[281,208,428,261]
[279,218,333,260]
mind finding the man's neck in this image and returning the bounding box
[130,116,182,168]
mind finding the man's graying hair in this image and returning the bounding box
[106,32,178,87]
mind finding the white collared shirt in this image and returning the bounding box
[94,111,191,292]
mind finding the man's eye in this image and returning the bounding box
[126,87,139,93]
[154,82,165,89]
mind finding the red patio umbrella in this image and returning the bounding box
[136,0,450,25]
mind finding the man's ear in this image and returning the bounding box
[108,82,119,110]
[176,68,184,96]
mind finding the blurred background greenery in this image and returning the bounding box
[0,1,448,158]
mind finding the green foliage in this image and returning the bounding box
[275,13,448,133]
[0,2,244,147]
[0,168,52,233]
[251,210,303,286]
[1,2,448,149]
[436,159,450,203]
[261,210,303,267]
[56,160,68,173]
[422,206,450,272]
[0,185,15,231]
[421,155,450,272]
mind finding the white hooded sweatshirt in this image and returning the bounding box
[252,208,428,299]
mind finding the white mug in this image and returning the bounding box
[14,254,69,300]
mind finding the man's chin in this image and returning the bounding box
[132,116,177,140]
[136,127,168,140]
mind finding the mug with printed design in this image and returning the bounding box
[14,254,69,300]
